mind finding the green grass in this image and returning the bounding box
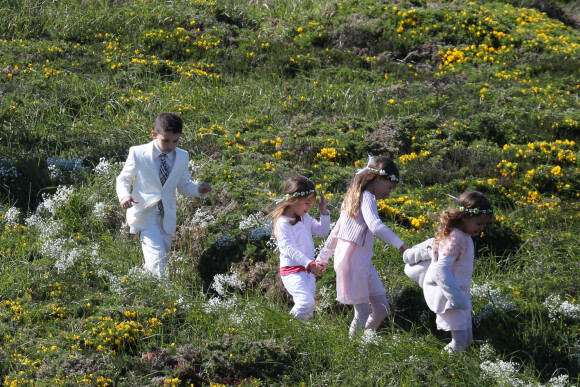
[1,0,579,385]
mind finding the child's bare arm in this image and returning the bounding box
[317,193,328,215]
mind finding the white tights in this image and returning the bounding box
[445,327,473,353]
[349,294,390,339]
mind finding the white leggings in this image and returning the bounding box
[349,294,390,338]
[445,328,473,352]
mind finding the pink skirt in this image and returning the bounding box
[334,239,386,305]
[436,293,472,331]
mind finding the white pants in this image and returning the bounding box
[132,210,172,278]
[281,271,316,319]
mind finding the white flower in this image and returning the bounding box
[315,285,334,312]
[211,269,245,297]
[48,164,62,181]
[386,334,401,349]
[47,156,89,181]
[94,157,112,176]
[2,207,20,225]
[472,282,516,326]
[265,236,278,252]
[239,212,265,230]
[92,202,109,218]
[188,159,201,173]
[183,208,217,230]
[229,301,263,325]
[40,237,100,273]
[36,185,74,216]
[106,267,157,296]
[25,216,63,239]
[46,156,88,173]
[360,330,381,346]
[406,354,419,363]
[544,294,580,322]
[479,341,496,360]
[547,374,569,387]
[480,359,522,386]
[203,296,238,313]
[471,282,502,299]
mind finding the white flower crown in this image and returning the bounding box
[283,189,317,200]
[458,206,493,215]
[355,155,399,181]
[367,168,399,181]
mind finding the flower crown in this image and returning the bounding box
[367,168,399,182]
[284,189,317,200]
[355,155,399,181]
[458,206,493,215]
[446,194,493,215]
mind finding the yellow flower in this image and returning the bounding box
[550,165,562,176]
[316,148,338,160]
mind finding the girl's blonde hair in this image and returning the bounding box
[342,156,399,219]
[434,190,493,248]
[267,175,316,236]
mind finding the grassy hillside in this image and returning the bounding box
[0,0,579,385]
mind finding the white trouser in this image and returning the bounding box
[135,211,172,278]
[281,271,316,319]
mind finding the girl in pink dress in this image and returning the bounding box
[317,156,407,338]
[423,190,493,352]
[269,175,330,319]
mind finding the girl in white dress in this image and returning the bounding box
[423,190,493,352]
[317,156,407,338]
[268,175,330,319]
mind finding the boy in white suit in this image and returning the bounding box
[116,113,211,277]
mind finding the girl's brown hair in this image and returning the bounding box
[267,175,316,236]
[434,190,493,248]
[342,156,399,219]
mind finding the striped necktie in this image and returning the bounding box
[158,153,169,214]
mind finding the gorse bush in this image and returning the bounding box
[0,0,579,385]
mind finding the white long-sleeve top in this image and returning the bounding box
[317,191,404,264]
[275,212,331,268]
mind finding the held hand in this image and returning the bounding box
[309,261,323,277]
[198,182,212,195]
[399,243,408,256]
[317,261,328,273]
[121,196,139,210]
[317,193,328,215]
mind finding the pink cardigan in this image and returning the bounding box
[317,191,404,263]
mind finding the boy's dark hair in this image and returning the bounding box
[154,113,183,134]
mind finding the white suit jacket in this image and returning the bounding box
[116,140,205,234]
